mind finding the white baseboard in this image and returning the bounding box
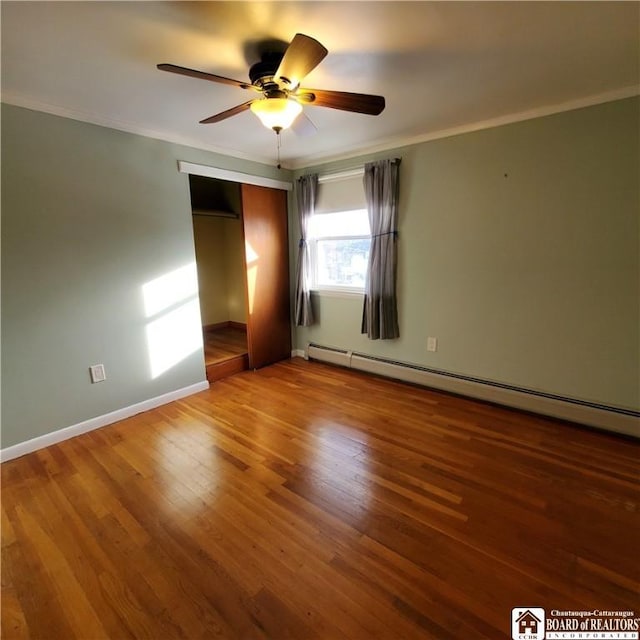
[291,349,306,359]
[0,380,210,463]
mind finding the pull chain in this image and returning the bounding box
[275,128,282,169]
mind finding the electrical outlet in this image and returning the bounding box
[89,364,106,383]
[427,337,438,352]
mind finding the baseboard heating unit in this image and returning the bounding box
[306,343,639,438]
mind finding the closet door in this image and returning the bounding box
[241,183,292,369]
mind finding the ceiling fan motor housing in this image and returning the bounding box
[249,52,286,91]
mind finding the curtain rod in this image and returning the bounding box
[317,167,364,184]
[316,157,402,184]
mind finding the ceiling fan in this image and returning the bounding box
[157,33,385,135]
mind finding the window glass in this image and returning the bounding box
[309,209,370,292]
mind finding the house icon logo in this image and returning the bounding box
[511,607,545,640]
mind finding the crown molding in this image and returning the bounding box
[0,92,283,168]
[287,85,640,170]
[3,85,637,172]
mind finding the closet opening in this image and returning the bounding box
[189,174,249,381]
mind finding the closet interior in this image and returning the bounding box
[190,174,249,382]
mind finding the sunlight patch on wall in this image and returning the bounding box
[143,263,203,379]
[143,263,199,317]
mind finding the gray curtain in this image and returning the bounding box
[294,173,318,326]
[361,158,401,339]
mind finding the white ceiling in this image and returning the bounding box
[2,1,638,169]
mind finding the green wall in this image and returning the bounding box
[293,98,640,412]
[2,97,638,451]
[1,103,290,448]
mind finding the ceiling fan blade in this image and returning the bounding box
[296,89,385,115]
[291,112,317,137]
[199,100,255,124]
[274,34,328,88]
[157,63,256,90]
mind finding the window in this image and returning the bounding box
[308,209,370,293]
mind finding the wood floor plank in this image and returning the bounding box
[203,325,248,365]
[13,504,110,639]
[0,586,30,640]
[2,359,639,639]
[2,540,66,640]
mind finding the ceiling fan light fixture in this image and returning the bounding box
[250,98,302,131]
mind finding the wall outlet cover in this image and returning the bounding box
[89,364,106,383]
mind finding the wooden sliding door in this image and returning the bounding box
[241,183,291,369]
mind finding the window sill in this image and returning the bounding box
[311,288,364,299]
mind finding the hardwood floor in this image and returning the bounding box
[2,359,639,639]
[204,325,249,382]
[204,325,248,365]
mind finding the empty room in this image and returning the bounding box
[1,2,639,639]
